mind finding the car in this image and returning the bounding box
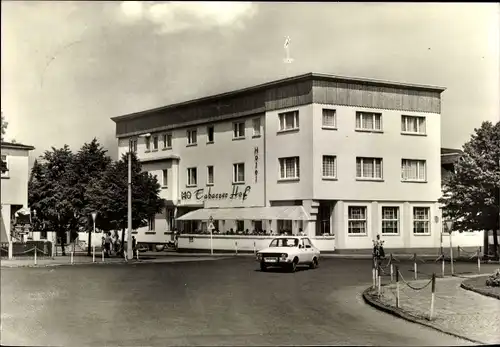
[256,236,320,272]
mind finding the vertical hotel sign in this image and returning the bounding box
[254,146,259,183]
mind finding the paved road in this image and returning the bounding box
[1,257,487,346]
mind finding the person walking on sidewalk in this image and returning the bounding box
[132,236,137,257]
[373,234,385,259]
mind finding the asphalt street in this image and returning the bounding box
[2,256,492,346]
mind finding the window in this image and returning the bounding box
[187,129,197,145]
[148,216,155,231]
[166,209,175,231]
[152,136,159,150]
[233,163,245,183]
[322,156,337,178]
[145,136,151,151]
[236,220,244,231]
[356,157,383,179]
[162,134,172,149]
[253,220,263,232]
[348,206,367,234]
[162,169,168,187]
[402,159,426,181]
[413,207,430,234]
[278,111,299,131]
[40,231,47,240]
[187,167,197,186]
[381,207,399,234]
[402,115,426,134]
[1,155,9,178]
[129,139,137,153]
[207,166,214,185]
[322,109,337,128]
[356,112,382,131]
[252,118,261,137]
[278,220,293,233]
[207,126,214,143]
[233,122,245,138]
[279,157,300,180]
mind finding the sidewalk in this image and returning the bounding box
[0,255,229,268]
[364,276,500,344]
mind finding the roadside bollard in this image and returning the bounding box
[137,250,139,261]
[253,241,256,255]
[389,254,394,282]
[457,246,461,259]
[395,266,400,308]
[102,251,105,262]
[8,241,13,260]
[92,246,95,263]
[414,253,418,280]
[71,251,74,265]
[51,242,55,258]
[429,273,436,320]
[235,241,238,255]
[34,247,37,266]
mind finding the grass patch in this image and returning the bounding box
[462,275,500,300]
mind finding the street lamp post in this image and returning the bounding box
[88,212,97,256]
[446,220,454,275]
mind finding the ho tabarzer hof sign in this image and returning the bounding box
[181,185,251,201]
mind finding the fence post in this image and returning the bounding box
[71,251,74,265]
[102,250,105,262]
[137,249,139,261]
[372,263,376,289]
[390,259,394,283]
[441,253,445,278]
[8,241,13,260]
[92,246,95,263]
[253,241,256,255]
[429,273,436,320]
[450,243,455,276]
[457,246,460,259]
[377,263,382,297]
[34,247,37,265]
[395,266,400,308]
[51,241,55,258]
[414,253,418,280]
[477,248,481,273]
[235,241,238,255]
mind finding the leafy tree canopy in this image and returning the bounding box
[439,121,500,233]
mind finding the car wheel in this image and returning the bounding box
[260,262,267,272]
[310,257,319,269]
[290,258,298,273]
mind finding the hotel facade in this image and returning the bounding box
[112,72,462,253]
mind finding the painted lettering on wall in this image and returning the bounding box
[254,146,259,183]
[181,185,251,201]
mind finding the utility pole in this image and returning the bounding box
[127,148,133,260]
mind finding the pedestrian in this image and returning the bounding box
[132,235,137,257]
[104,232,112,257]
[373,234,385,258]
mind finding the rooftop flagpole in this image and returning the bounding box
[283,36,293,77]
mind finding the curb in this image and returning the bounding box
[0,256,232,269]
[460,281,500,301]
[361,287,484,345]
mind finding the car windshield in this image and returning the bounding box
[269,238,299,248]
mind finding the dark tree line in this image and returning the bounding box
[28,138,164,255]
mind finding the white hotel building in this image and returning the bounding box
[112,72,456,254]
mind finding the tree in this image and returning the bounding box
[439,121,500,260]
[1,111,7,141]
[85,151,164,252]
[28,145,76,255]
[71,138,112,255]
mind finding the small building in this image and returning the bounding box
[112,72,454,253]
[1,141,35,243]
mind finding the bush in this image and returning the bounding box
[485,269,500,287]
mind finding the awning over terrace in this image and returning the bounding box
[176,206,312,221]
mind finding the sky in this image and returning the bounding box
[1,2,499,163]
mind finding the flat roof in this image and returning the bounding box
[111,72,446,123]
[1,141,35,151]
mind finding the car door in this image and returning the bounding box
[303,238,314,262]
[298,239,308,263]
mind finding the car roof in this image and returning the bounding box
[273,236,305,239]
